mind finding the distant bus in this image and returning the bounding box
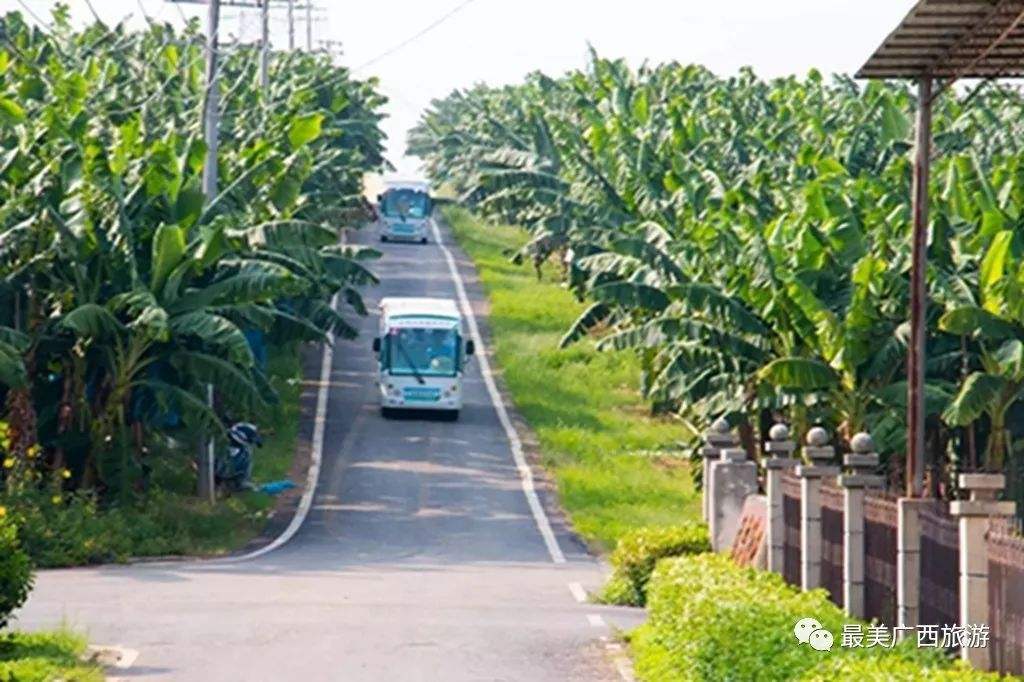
[372,297,475,420]
[377,180,432,244]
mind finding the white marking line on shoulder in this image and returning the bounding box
[568,581,588,603]
[430,217,566,564]
[587,614,606,628]
[217,230,350,563]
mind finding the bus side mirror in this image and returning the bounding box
[465,340,475,356]
[372,337,381,353]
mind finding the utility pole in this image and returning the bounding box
[306,1,312,51]
[199,0,221,505]
[287,0,295,50]
[259,0,269,93]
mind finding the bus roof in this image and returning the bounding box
[380,297,460,326]
[383,180,430,194]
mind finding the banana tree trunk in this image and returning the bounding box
[4,387,36,456]
[987,404,1011,471]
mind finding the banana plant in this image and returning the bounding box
[940,229,1024,470]
[0,9,387,498]
[410,48,1024,483]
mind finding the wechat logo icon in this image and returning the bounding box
[794,617,834,652]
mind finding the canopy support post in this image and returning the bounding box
[906,75,932,499]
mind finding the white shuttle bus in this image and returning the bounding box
[377,180,432,244]
[373,297,475,420]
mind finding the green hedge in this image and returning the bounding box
[632,553,999,682]
[598,523,709,606]
[0,511,32,630]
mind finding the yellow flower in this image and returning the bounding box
[2,458,13,469]
[0,506,6,518]
[51,494,62,505]
[61,469,72,479]
[26,445,40,458]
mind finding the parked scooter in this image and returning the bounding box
[215,422,262,492]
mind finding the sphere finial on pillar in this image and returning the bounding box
[806,426,829,447]
[769,423,789,442]
[851,432,875,454]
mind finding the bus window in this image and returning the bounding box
[381,189,430,219]
[387,328,458,377]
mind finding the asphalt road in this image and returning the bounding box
[13,219,644,681]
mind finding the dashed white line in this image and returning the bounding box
[587,614,606,628]
[568,581,588,603]
[87,645,139,670]
[430,217,566,564]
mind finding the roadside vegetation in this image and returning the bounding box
[0,6,386,571]
[0,630,103,682]
[596,522,708,607]
[413,54,1024,507]
[2,506,100,680]
[445,207,700,550]
[4,342,303,567]
[632,553,997,681]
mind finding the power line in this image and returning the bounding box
[355,0,480,72]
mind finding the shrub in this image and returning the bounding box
[598,523,709,606]
[0,510,32,630]
[804,656,998,681]
[631,553,997,682]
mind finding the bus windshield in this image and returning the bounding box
[388,327,459,377]
[381,189,430,219]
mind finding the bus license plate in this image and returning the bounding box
[403,387,441,402]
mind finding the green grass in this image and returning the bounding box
[0,629,103,681]
[445,206,701,550]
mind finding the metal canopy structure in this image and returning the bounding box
[857,1,1024,501]
[858,0,1024,79]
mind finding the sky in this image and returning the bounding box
[1,1,912,177]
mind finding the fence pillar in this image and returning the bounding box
[709,446,758,552]
[765,422,798,574]
[702,418,737,523]
[797,427,838,591]
[897,497,928,635]
[838,432,884,619]
[950,474,1016,671]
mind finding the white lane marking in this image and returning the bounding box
[587,614,606,628]
[430,217,566,564]
[568,581,588,603]
[87,645,139,669]
[613,654,634,682]
[312,503,349,511]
